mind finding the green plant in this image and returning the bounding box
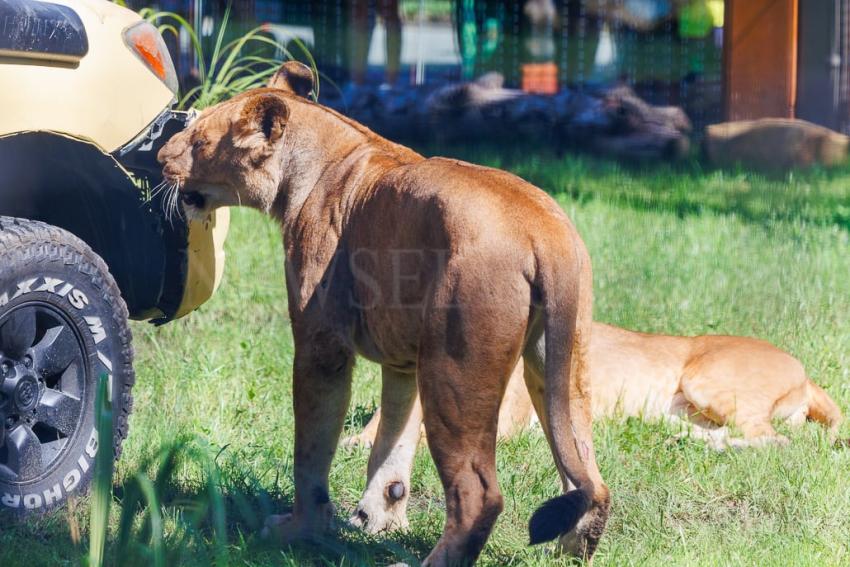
[86,374,113,567]
[111,439,228,566]
[139,5,318,109]
[84,377,229,566]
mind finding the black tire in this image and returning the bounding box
[0,217,134,515]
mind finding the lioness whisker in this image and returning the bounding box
[149,179,168,200]
[172,180,186,223]
[158,183,171,215]
[162,181,182,225]
[167,183,176,222]
[161,183,173,221]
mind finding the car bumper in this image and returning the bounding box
[173,209,230,319]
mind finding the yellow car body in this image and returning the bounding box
[0,0,227,321]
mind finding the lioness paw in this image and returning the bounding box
[341,432,373,450]
[349,483,410,534]
[261,505,335,543]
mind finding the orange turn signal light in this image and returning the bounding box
[123,22,179,94]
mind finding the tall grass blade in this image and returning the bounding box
[133,474,165,567]
[87,374,114,567]
[188,442,228,565]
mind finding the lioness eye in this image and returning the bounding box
[192,139,206,152]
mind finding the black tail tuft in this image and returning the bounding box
[528,490,591,545]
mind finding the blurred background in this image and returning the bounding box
[126,0,848,134]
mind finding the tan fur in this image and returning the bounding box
[705,118,849,171]
[348,322,842,532]
[343,360,531,451]
[588,323,842,438]
[353,322,843,446]
[157,62,609,565]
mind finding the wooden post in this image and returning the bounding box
[724,0,799,121]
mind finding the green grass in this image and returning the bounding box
[2,151,849,566]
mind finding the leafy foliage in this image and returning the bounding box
[139,6,318,109]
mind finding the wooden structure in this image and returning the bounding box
[724,0,847,131]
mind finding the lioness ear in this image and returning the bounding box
[242,93,289,144]
[268,61,315,98]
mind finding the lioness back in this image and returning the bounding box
[343,156,582,367]
[348,155,580,285]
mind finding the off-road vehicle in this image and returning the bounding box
[0,0,228,515]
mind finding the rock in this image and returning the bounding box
[705,118,849,171]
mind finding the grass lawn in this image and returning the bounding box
[2,152,849,566]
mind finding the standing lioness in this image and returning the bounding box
[157,62,610,565]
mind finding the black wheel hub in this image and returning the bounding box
[0,302,86,483]
[6,373,40,413]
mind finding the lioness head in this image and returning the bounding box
[157,61,315,220]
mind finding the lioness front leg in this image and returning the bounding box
[264,333,354,542]
[350,366,421,533]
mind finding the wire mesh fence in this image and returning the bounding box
[132,1,850,134]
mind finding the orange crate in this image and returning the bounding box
[521,63,559,95]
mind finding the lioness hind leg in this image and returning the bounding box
[678,383,789,450]
[418,355,514,567]
[350,367,421,534]
[416,304,526,566]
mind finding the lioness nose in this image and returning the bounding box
[156,142,173,165]
[157,131,186,165]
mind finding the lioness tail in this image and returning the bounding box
[528,235,596,545]
[529,490,590,544]
[806,380,843,436]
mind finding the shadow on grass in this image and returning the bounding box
[0,437,438,567]
[2,483,434,566]
[107,454,434,566]
[0,510,85,566]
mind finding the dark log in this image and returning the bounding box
[320,74,692,161]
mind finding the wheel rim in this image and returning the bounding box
[0,302,87,483]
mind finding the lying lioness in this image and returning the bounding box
[157,62,610,565]
[345,322,843,533]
